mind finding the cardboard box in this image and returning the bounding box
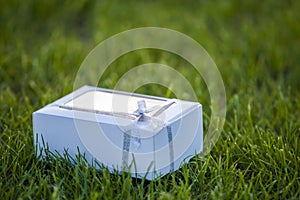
[33,85,203,180]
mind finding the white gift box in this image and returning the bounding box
[32,85,203,180]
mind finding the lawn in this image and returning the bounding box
[0,0,299,199]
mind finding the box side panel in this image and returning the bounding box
[32,112,93,161]
[32,112,124,172]
[172,104,203,169]
[149,104,203,180]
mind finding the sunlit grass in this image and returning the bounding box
[0,0,299,199]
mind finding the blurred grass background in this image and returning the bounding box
[0,0,299,199]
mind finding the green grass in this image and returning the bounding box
[1,0,300,199]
